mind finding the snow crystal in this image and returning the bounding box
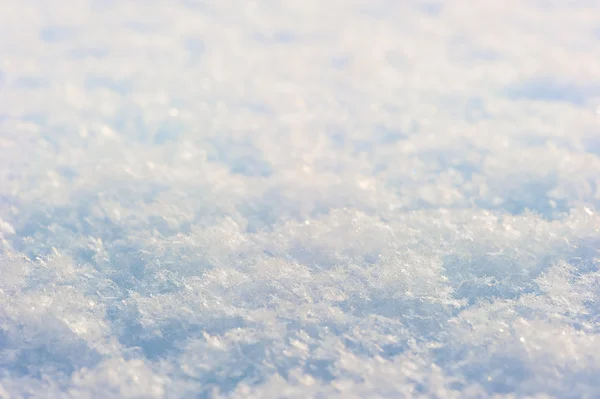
[1,0,600,397]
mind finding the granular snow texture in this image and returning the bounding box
[1,0,600,398]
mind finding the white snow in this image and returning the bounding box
[1,0,600,397]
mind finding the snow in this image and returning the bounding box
[1,0,600,397]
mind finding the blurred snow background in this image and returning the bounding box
[1,0,600,397]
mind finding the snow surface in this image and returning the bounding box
[1,0,600,397]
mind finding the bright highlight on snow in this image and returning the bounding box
[1,0,600,397]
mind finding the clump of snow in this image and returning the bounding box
[1,0,600,397]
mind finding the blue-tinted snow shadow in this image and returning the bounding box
[180,0,213,13]
[330,55,351,69]
[13,77,46,89]
[432,235,600,395]
[504,77,600,106]
[39,26,79,43]
[391,146,571,219]
[85,76,133,96]
[416,2,443,16]
[443,234,599,307]
[206,136,273,178]
[338,297,454,343]
[326,124,409,155]
[583,135,600,157]
[0,323,102,379]
[480,177,570,220]
[443,252,538,306]
[185,37,205,65]
[464,97,491,122]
